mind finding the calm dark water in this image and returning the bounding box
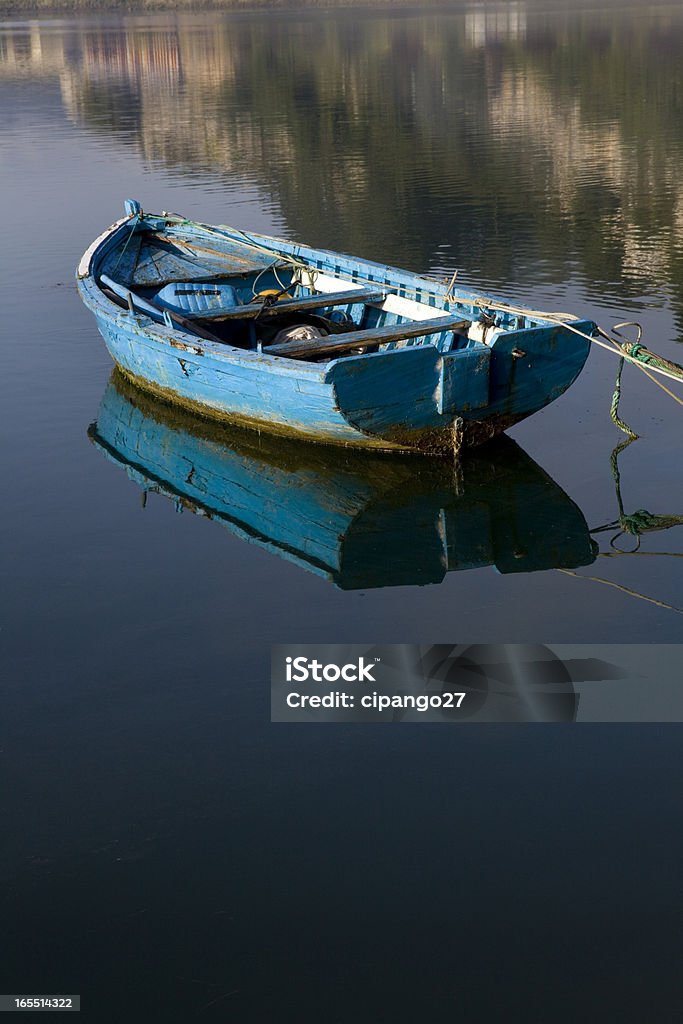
[1,5,682,1021]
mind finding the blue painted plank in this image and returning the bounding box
[439,347,491,415]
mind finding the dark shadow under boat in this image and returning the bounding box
[88,372,597,591]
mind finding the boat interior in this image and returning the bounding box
[96,221,529,362]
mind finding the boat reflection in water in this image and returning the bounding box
[89,372,596,591]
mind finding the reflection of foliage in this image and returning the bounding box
[514,15,683,301]
[5,10,683,322]
[0,0,473,8]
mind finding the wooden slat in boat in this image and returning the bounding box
[178,287,386,321]
[265,316,471,360]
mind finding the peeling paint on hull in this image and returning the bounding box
[116,363,420,451]
[115,364,526,453]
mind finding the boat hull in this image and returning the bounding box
[93,311,527,452]
[79,210,594,453]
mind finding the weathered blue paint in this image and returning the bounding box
[77,202,596,452]
[89,376,597,589]
[439,347,491,414]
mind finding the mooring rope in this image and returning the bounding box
[556,568,683,615]
[570,438,683,612]
[472,296,683,388]
[609,356,639,438]
[470,295,683,437]
[597,437,683,550]
[112,212,141,273]
[600,550,683,559]
[599,325,683,435]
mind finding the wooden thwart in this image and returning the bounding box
[183,287,386,321]
[265,316,472,360]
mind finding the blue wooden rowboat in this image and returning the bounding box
[77,199,596,453]
[88,372,596,589]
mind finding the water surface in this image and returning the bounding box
[1,5,682,1020]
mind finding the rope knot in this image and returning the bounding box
[620,509,656,535]
[622,341,644,360]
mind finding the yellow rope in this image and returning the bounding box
[472,296,683,394]
[556,568,683,615]
[600,551,683,558]
[597,328,683,409]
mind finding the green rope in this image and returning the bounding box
[619,509,683,536]
[622,341,683,381]
[610,356,639,439]
[606,437,683,549]
[610,339,683,436]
